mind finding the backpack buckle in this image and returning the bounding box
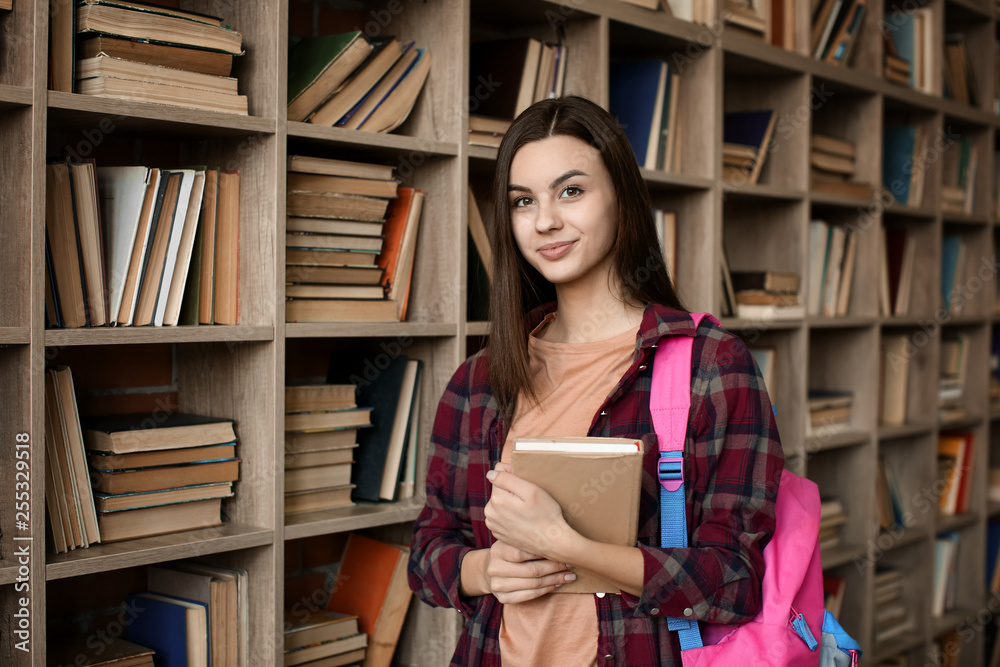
[658,455,684,492]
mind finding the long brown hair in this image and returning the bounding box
[487,95,685,420]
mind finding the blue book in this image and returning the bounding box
[986,520,1000,589]
[941,235,961,314]
[126,592,208,667]
[882,126,917,205]
[337,41,416,127]
[609,59,666,167]
[887,11,916,87]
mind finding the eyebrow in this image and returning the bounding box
[508,169,588,193]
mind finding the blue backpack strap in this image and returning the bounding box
[651,312,715,652]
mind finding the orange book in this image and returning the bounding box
[326,533,411,667]
[376,187,424,320]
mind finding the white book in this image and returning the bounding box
[96,167,152,325]
[807,220,829,316]
[821,225,846,317]
[514,438,641,453]
[163,170,206,326]
[118,169,161,326]
[153,169,195,326]
[379,359,420,501]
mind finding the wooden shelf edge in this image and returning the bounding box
[468,144,499,161]
[0,327,30,345]
[936,511,980,533]
[806,316,877,329]
[285,322,457,339]
[45,525,274,581]
[878,526,931,552]
[283,500,423,541]
[47,91,276,134]
[881,202,938,220]
[465,321,491,337]
[721,182,806,201]
[0,84,32,107]
[719,316,803,332]
[44,325,274,347]
[820,543,866,569]
[809,190,880,210]
[0,563,21,586]
[640,168,713,190]
[805,429,870,453]
[287,121,459,156]
[878,422,935,441]
[942,211,990,226]
[933,607,982,637]
[873,632,927,663]
[939,414,983,431]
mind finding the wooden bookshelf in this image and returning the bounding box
[4,0,1000,665]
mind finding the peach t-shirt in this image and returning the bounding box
[497,314,640,667]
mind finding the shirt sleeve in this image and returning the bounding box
[626,329,784,624]
[407,358,481,618]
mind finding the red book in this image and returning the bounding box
[326,533,411,667]
[377,187,424,320]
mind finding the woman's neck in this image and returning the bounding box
[540,279,646,344]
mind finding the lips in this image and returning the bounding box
[538,240,575,259]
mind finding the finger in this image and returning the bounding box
[495,585,560,605]
[491,571,577,594]
[488,557,574,580]
[494,462,513,474]
[485,469,536,500]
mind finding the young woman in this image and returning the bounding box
[408,96,784,666]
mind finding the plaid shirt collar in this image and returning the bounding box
[524,301,698,353]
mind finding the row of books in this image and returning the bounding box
[808,220,858,318]
[46,162,240,328]
[44,364,239,553]
[943,35,979,107]
[810,133,874,200]
[883,8,933,94]
[939,334,969,422]
[811,0,866,65]
[937,431,975,517]
[722,110,776,185]
[876,456,904,530]
[933,531,960,618]
[941,138,978,216]
[53,1,247,114]
[819,497,847,552]
[288,31,431,131]
[880,335,912,427]
[883,124,928,208]
[609,58,680,172]
[467,36,567,147]
[284,155,424,323]
[941,234,970,317]
[879,227,917,318]
[284,533,411,667]
[721,267,802,320]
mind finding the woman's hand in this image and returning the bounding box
[482,540,575,604]
[484,462,575,560]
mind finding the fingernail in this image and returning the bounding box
[564,573,576,582]
[486,470,497,481]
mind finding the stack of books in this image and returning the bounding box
[72,1,247,114]
[467,37,567,146]
[879,335,910,427]
[81,413,239,544]
[941,138,978,215]
[325,534,412,667]
[882,8,933,93]
[808,220,858,318]
[939,335,969,422]
[810,134,873,199]
[811,0,867,65]
[879,227,917,317]
[284,384,367,516]
[876,457,905,529]
[808,389,853,436]
[818,497,847,552]
[932,532,960,618]
[937,432,975,516]
[145,561,249,667]
[45,163,240,328]
[873,567,915,646]
[721,0,766,40]
[883,31,911,86]
[284,611,367,667]
[284,155,424,323]
[722,110,776,185]
[883,124,928,207]
[728,270,803,320]
[288,31,432,131]
[943,34,979,106]
[328,354,422,504]
[609,59,681,172]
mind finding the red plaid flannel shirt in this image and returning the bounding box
[408,303,784,666]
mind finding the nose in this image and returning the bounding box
[534,199,562,233]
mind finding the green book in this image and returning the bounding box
[287,32,370,122]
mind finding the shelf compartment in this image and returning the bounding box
[808,446,876,559]
[805,429,869,453]
[283,499,423,541]
[287,122,459,157]
[48,92,276,137]
[651,188,716,314]
[940,225,992,318]
[285,322,457,339]
[45,326,274,346]
[879,421,936,440]
[872,632,929,665]
[0,105,31,328]
[44,524,273,581]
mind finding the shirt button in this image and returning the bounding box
[600,410,607,416]
[596,592,606,598]
[683,607,694,617]
[650,607,660,615]
[603,655,613,660]
[638,364,647,370]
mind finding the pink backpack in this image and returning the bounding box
[651,312,860,666]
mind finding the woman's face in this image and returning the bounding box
[508,134,618,291]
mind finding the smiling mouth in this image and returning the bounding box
[538,241,575,259]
